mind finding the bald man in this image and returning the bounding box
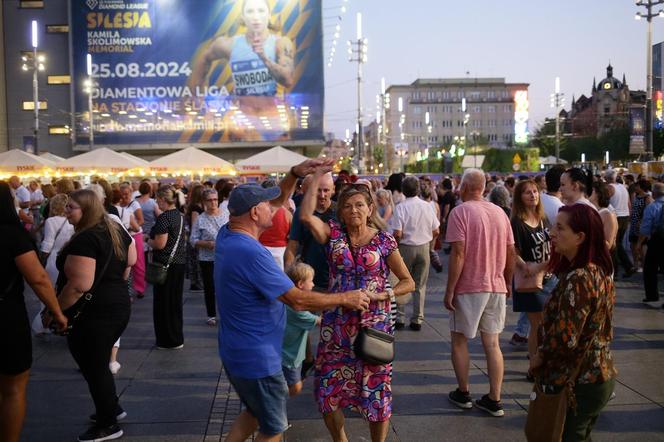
[284,172,336,291]
[444,168,515,417]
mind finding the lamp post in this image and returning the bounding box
[348,12,368,173]
[85,53,95,150]
[425,111,431,173]
[21,20,44,154]
[550,77,566,163]
[635,0,664,161]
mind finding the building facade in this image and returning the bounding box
[384,78,529,168]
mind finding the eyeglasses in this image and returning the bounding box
[65,203,81,211]
[205,198,218,202]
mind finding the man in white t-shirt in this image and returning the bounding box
[540,165,565,226]
[9,176,31,213]
[392,176,440,331]
[606,169,635,276]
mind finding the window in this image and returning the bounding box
[442,91,450,99]
[473,105,481,113]
[502,90,509,98]
[487,120,497,127]
[469,91,480,99]
[503,104,513,112]
[604,106,610,114]
[48,75,71,84]
[488,91,496,99]
[487,105,496,113]
[19,0,44,8]
[413,106,422,115]
[22,101,47,110]
[48,125,70,135]
[473,120,482,128]
[46,25,69,33]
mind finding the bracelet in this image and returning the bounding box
[290,166,304,179]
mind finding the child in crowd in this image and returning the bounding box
[282,263,321,396]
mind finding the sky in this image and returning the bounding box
[322,0,664,140]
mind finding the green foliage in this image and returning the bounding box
[482,148,540,172]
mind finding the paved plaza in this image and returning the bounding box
[21,257,664,442]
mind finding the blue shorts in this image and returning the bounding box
[225,368,289,435]
[282,364,302,387]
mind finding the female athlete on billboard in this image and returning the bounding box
[187,0,294,138]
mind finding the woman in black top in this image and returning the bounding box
[510,180,553,371]
[148,186,187,349]
[56,189,135,442]
[0,181,67,442]
[185,184,204,291]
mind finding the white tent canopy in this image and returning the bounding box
[57,147,139,175]
[540,155,568,165]
[236,145,309,174]
[39,152,66,163]
[0,149,55,177]
[148,147,236,176]
[119,151,149,167]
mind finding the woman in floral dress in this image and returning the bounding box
[301,169,414,442]
[530,203,616,441]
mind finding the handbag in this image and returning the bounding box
[146,214,183,285]
[58,247,113,335]
[344,228,395,365]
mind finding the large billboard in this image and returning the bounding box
[71,0,323,146]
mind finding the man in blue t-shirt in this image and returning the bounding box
[284,172,336,290]
[214,163,369,442]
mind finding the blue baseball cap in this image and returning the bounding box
[227,183,281,216]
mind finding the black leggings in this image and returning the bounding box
[153,264,185,348]
[199,261,216,318]
[67,309,130,427]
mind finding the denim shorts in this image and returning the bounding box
[282,364,302,386]
[225,368,289,435]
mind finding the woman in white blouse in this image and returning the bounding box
[33,194,74,334]
[190,189,228,326]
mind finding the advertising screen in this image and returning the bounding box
[71,0,324,146]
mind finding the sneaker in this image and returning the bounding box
[109,361,121,375]
[475,394,504,417]
[409,322,422,331]
[156,344,184,350]
[394,322,405,330]
[78,424,123,441]
[609,391,617,401]
[89,408,127,423]
[509,333,528,347]
[301,360,314,379]
[430,252,443,273]
[206,317,217,326]
[136,292,144,299]
[448,388,473,409]
[636,267,643,273]
[189,284,202,291]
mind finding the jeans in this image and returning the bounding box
[67,308,130,427]
[514,312,529,338]
[615,216,634,273]
[644,236,664,301]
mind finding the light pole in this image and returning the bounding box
[379,77,388,173]
[635,0,664,161]
[348,12,367,173]
[550,77,565,163]
[461,98,471,167]
[84,53,95,150]
[21,20,44,154]
[425,111,431,173]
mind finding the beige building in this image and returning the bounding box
[385,78,529,167]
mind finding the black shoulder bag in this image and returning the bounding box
[346,229,395,365]
[146,214,183,285]
[58,247,113,335]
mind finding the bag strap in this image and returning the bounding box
[165,214,183,267]
[51,218,68,249]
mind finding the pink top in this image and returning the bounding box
[445,200,514,295]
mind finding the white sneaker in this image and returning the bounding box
[109,361,121,375]
[636,267,643,273]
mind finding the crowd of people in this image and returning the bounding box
[1,159,663,442]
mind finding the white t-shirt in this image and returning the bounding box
[15,185,31,213]
[393,196,441,246]
[115,200,142,233]
[609,183,630,217]
[540,192,563,227]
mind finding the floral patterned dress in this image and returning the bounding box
[314,219,397,422]
[536,264,617,386]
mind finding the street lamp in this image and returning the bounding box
[550,77,565,163]
[425,111,432,173]
[635,0,664,160]
[21,20,44,154]
[84,53,95,150]
[348,12,368,173]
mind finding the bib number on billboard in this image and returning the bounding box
[90,62,192,79]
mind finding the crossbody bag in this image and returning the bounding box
[146,214,183,285]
